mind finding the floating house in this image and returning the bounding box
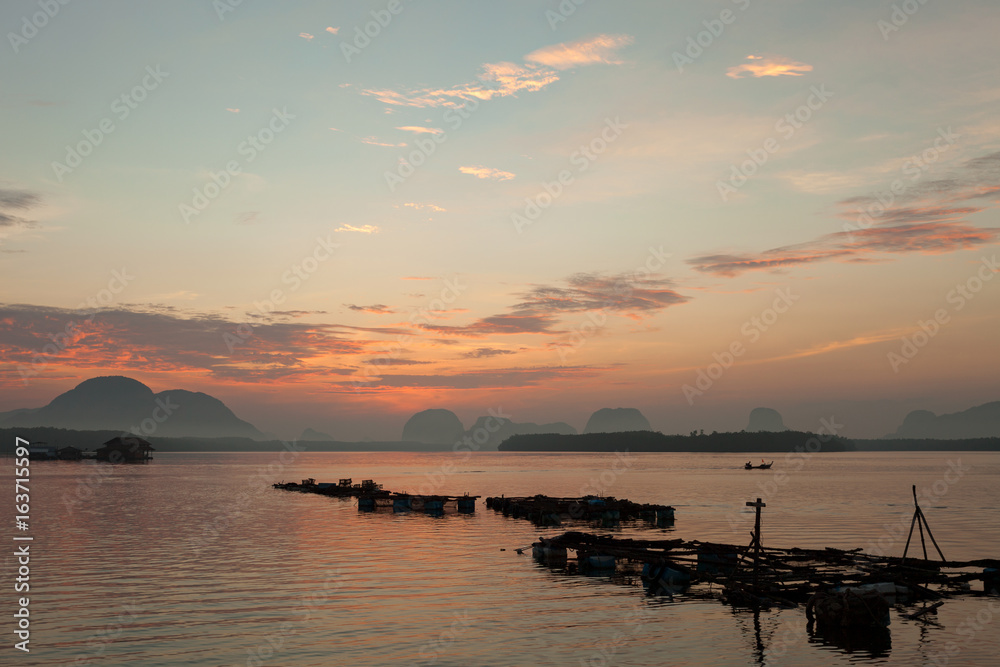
[96,436,154,462]
[28,442,58,460]
[56,446,84,461]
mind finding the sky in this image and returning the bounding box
[1,0,999,440]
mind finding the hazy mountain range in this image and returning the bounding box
[0,376,262,439]
[2,376,997,443]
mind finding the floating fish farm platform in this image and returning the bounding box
[272,477,479,514]
[485,494,675,527]
[521,490,999,633]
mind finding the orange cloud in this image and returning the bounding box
[726,55,813,79]
[395,126,443,135]
[360,35,630,108]
[459,165,515,181]
[335,224,379,234]
[363,63,559,108]
[524,34,633,70]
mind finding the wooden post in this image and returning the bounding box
[746,497,766,592]
[902,484,947,563]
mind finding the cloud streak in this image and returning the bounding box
[360,34,631,108]
[459,165,515,181]
[524,34,633,70]
[726,55,813,79]
[418,272,687,336]
[692,151,1000,277]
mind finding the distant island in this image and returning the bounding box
[498,430,1000,453]
[3,426,998,455]
[497,430,857,453]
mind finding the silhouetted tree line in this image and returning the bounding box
[498,430,856,452]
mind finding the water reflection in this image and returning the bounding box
[807,620,892,659]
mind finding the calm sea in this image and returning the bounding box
[6,450,1000,666]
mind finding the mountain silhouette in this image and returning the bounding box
[583,407,651,433]
[746,407,787,432]
[0,376,262,439]
[401,409,465,445]
[891,401,1000,439]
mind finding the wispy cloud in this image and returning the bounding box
[335,224,379,234]
[462,347,517,358]
[691,150,1000,277]
[362,365,604,389]
[0,188,40,210]
[726,55,813,79]
[225,108,240,113]
[396,126,443,135]
[360,136,406,147]
[345,304,395,315]
[402,202,446,212]
[524,34,633,70]
[299,32,314,40]
[514,273,688,317]
[690,221,997,277]
[360,34,631,108]
[459,165,515,181]
[325,26,339,35]
[0,188,41,239]
[418,272,687,337]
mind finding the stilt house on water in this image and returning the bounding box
[96,436,155,462]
